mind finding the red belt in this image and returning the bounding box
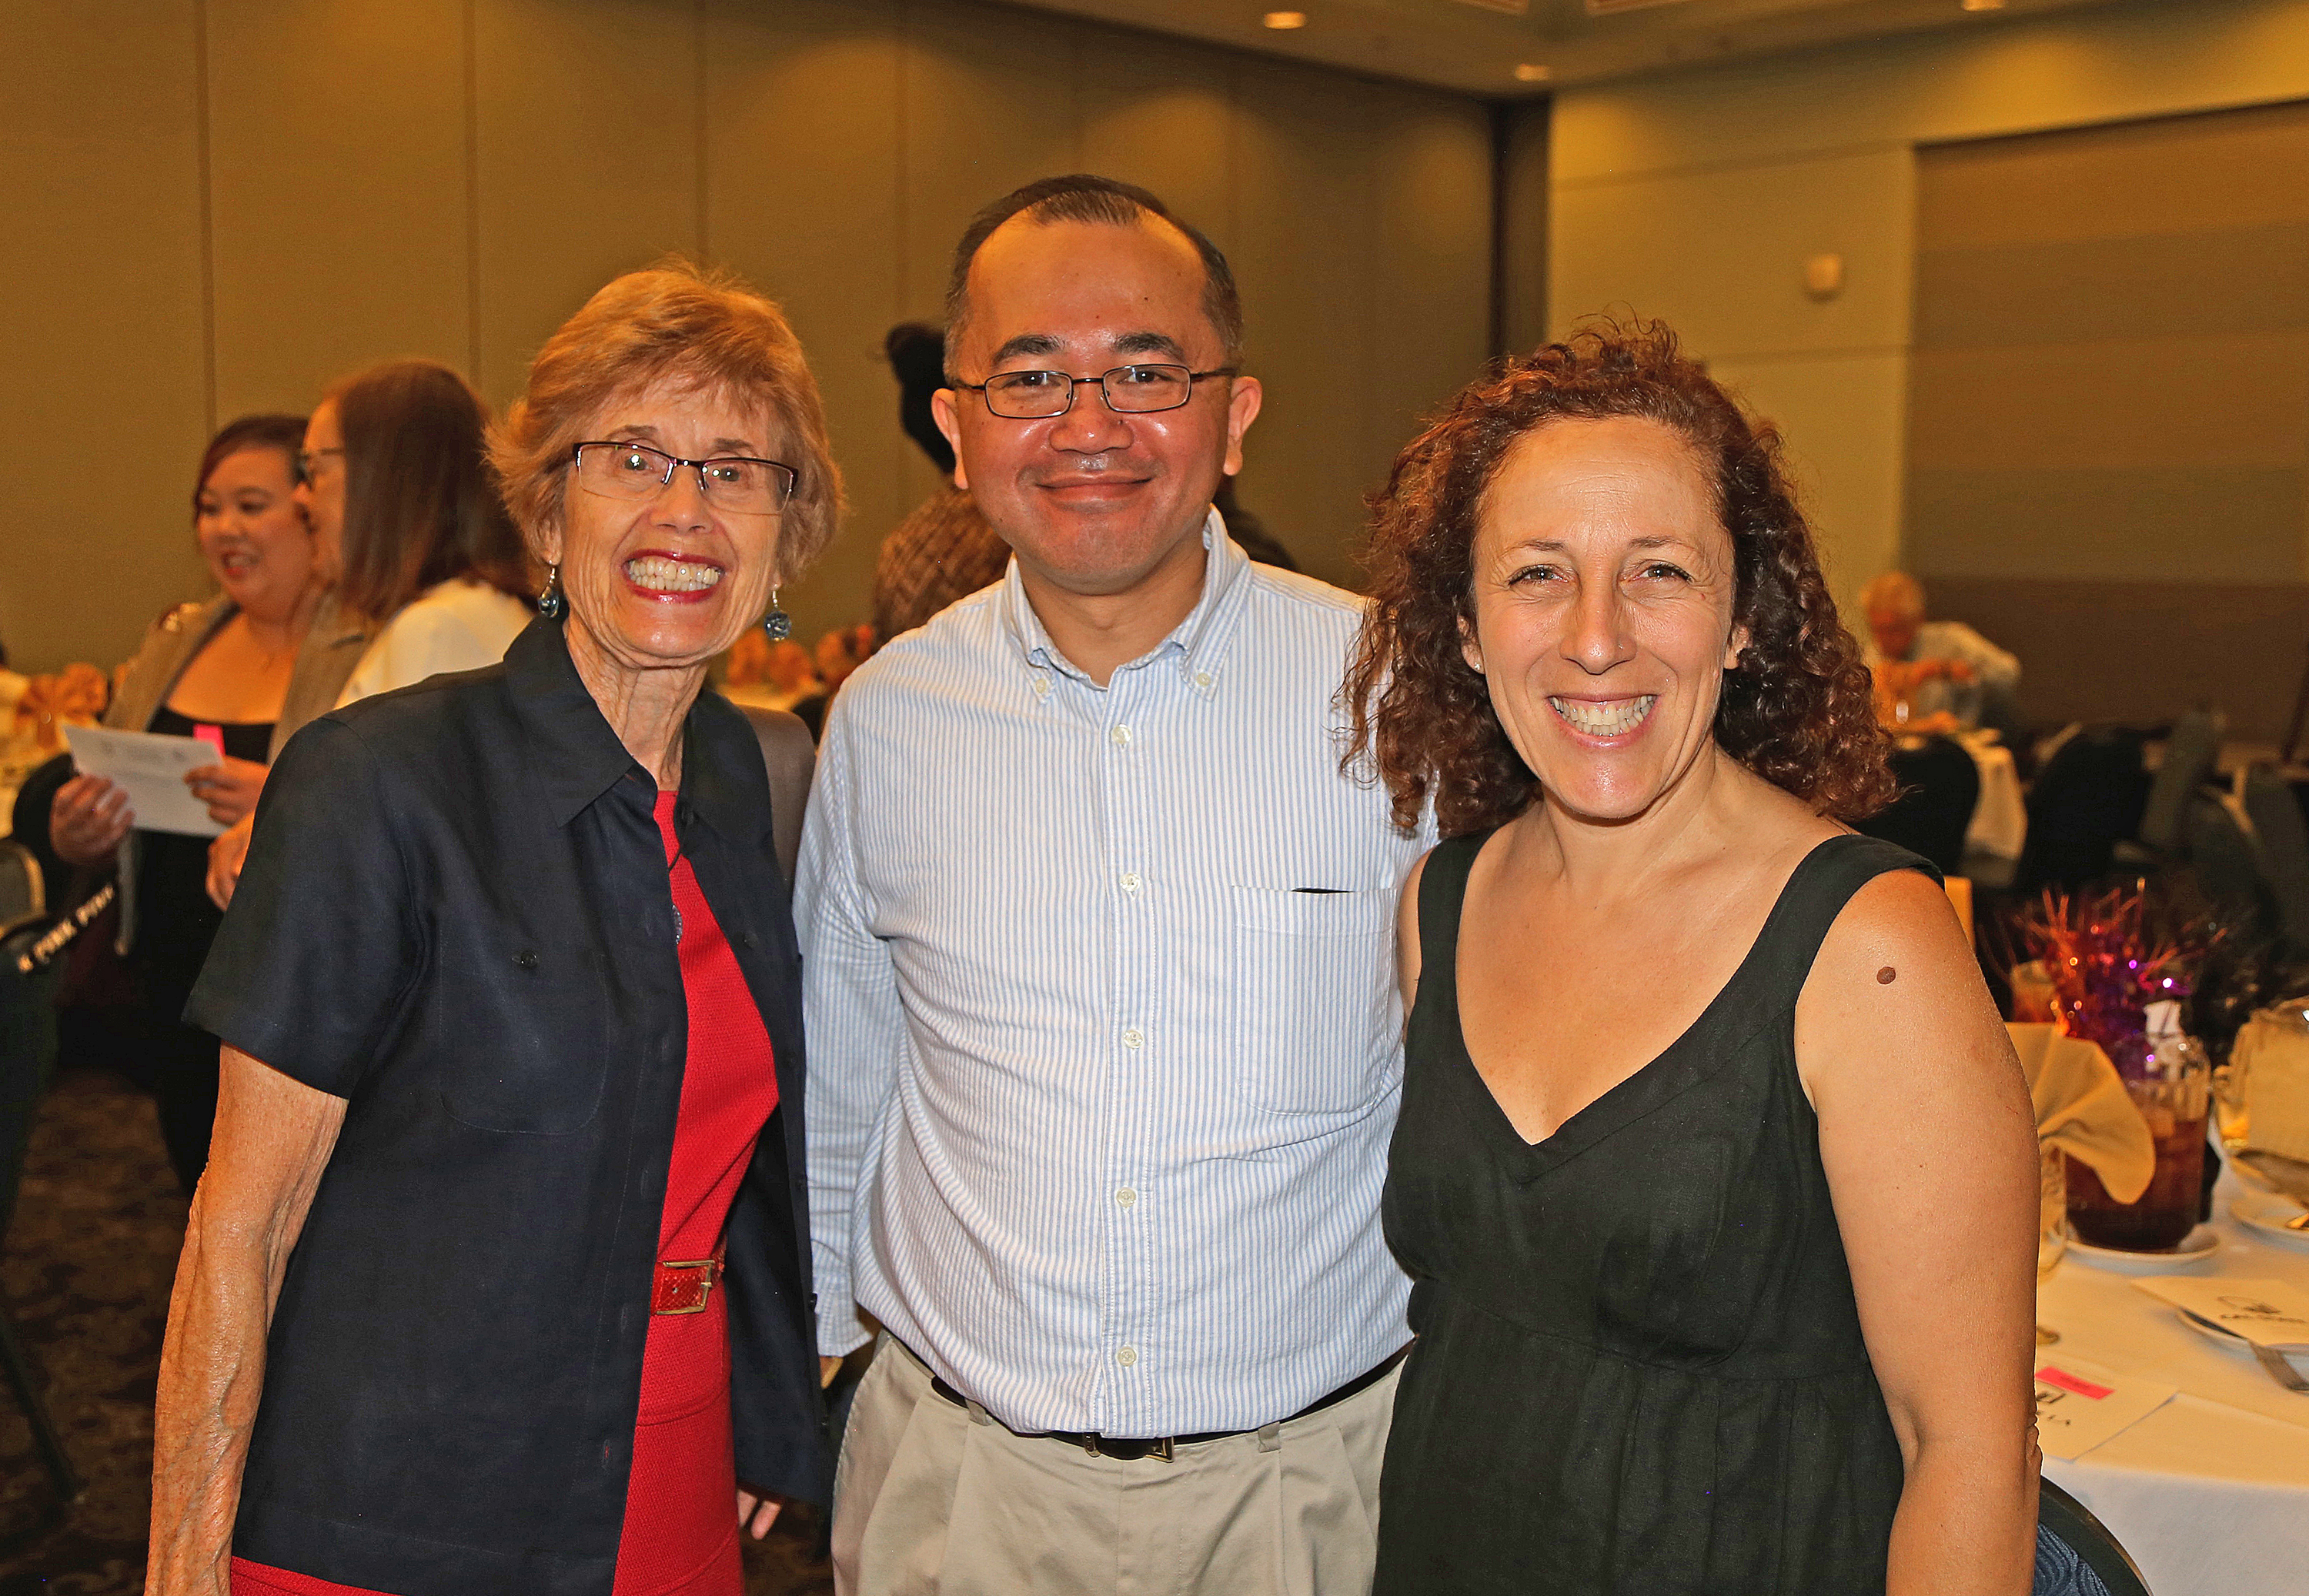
[650,1246,726,1316]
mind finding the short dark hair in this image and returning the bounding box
[1343,318,1896,836]
[332,360,531,623]
[944,175,1243,366]
[192,414,307,519]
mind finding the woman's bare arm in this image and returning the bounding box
[148,1048,348,1595]
[1796,870,2040,1596]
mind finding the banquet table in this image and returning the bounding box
[2036,1160,2309,1594]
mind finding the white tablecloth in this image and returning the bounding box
[2037,1163,2309,1594]
[1960,731,2027,862]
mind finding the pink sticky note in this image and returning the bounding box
[192,723,225,759]
[2037,1365,2113,1400]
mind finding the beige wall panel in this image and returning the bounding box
[472,0,703,408]
[707,0,908,639]
[1706,352,1910,620]
[1919,97,2309,250]
[1075,30,1233,234]
[1228,56,1382,592]
[208,0,472,415]
[898,2,1085,320]
[1552,0,2309,184]
[1365,92,1492,476]
[0,0,209,673]
[1908,336,2309,473]
[1551,147,1914,359]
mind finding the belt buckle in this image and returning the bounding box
[1083,1434,1175,1462]
[653,1256,719,1316]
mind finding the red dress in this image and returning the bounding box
[233,791,778,1596]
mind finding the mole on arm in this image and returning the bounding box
[1876,966,1897,986]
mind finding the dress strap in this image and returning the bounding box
[1735,833,1941,1019]
[1415,830,1492,997]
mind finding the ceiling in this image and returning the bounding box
[997,0,2131,97]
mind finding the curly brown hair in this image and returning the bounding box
[1342,319,1894,837]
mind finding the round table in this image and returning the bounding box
[2037,1160,2309,1592]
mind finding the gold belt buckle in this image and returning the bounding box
[653,1256,720,1316]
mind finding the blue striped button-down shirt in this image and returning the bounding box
[798,515,1432,1436]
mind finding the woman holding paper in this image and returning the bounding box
[47,415,369,1192]
[1345,322,2041,1594]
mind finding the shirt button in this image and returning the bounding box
[1109,724,1131,747]
[1194,671,1213,689]
[1121,1027,1144,1050]
[1119,872,1141,894]
[1115,1187,1138,1208]
[1032,676,1051,698]
[1116,1345,1138,1367]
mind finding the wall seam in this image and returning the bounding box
[463,0,482,380]
[193,0,216,433]
[696,0,710,261]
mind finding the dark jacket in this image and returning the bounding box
[189,617,827,1596]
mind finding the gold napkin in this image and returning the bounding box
[2233,1013,2309,1165]
[2008,1022,2154,1204]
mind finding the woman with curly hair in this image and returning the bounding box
[1345,322,2039,1595]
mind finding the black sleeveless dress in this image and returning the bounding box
[1373,832,1934,1595]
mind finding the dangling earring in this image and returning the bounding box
[537,563,565,619]
[762,586,791,643]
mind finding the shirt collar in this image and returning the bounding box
[503,616,755,836]
[997,506,1249,689]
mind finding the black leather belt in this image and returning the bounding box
[921,1341,1410,1463]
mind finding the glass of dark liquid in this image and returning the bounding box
[2065,1030,2210,1251]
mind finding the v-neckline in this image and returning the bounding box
[1447,833,1848,1162]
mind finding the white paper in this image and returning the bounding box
[63,724,225,838]
[2033,1355,2178,1460]
[2133,1276,2309,1351]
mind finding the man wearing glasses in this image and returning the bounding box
[799,175,1429,1593]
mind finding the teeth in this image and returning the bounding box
[625,555,723,593]
[1549,696,1656,737]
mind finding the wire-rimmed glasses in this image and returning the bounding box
[571,442,797,514]
[951,363,1236,419]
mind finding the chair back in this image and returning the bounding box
[0,840,42,939]
[2138,708,2224,853]
[2244,768,2309,960]
[2036,1477,2150,1596]
[2016,727,2152,895]
[1855,735,1980,874]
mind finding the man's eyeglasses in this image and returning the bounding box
[951,363,1236,420]
[296,447,343,482]
[571,442,798,514]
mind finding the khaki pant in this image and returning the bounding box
[831,1339,1396,1596]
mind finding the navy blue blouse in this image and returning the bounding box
[190,617,827,1596]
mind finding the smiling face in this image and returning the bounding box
[198,446,317,623]
[545,376,784,679]
[1462,416,1749,825]
[293,399,347,581]
[933,215,1261,603]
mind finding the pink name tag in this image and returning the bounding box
[2036,1365,2113,1400]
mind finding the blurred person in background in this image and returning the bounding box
[44,415,368,1192]
[206,359,532,907]
[1861,570,2020,736]
[1345,324,2039,1596]
[149,262,841,1596]
[868,322,1010,648]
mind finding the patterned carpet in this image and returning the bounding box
[0,1064,831,1595]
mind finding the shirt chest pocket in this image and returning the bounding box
[428,940,610,1135]
[1226,885,1401,1115]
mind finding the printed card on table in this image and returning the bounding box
[2032,1355,2177,1461]
[2131,1277,2309,1350]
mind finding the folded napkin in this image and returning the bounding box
[2009,1022,2154,1204]
[2233,1011,2309,1165]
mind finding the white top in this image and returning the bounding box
[799,512,1433,1436]
[336,579,532,708]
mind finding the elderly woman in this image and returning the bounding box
[47,415,366,1191]
[1342,323,2040,1595]
[149,262,842,1596]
